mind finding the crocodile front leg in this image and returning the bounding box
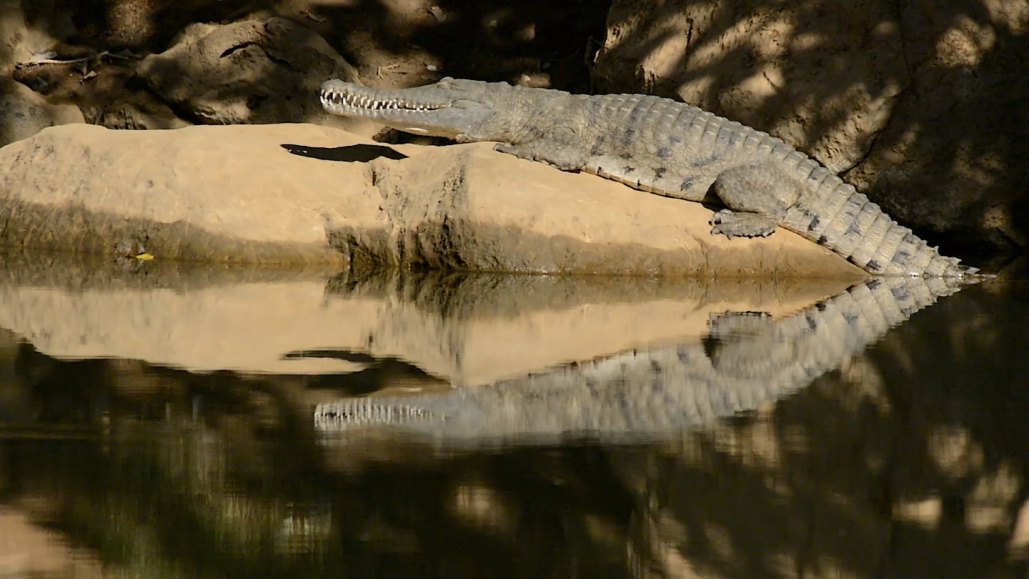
[709,162,803,238]
[495,140,588,171]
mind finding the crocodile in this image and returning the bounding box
[315,275,963,446]
[320,77,978,277]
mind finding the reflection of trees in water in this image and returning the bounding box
[618,282,1029,578]
[0,345,635,577]
[0,282,1026,577]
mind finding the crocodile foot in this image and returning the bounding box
[495,138,587,171]
[709,209,778,238]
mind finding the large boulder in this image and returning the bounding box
[594,0,1028,258]
[0,123,864,278]
[136,17,366,130]
[596,0,906,173]
[0,0,84,146]
[0,79,84,146]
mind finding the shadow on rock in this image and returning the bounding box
[281,142,408,162]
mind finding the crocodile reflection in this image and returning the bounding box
[315,276,967,445]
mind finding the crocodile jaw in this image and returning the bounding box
[319,78,494,140]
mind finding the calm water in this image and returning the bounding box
[0,255,1026,578]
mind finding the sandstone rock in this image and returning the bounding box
[595,0,907,173]
[0,123,864,278]
[94,101,191,130]
[844,0,1028,254]
[0,0,72,73]
[28,0,259,51]
[594,0,1027,257]
[136,17,368,131]
[0,79,84,147]
[0,0,83,146]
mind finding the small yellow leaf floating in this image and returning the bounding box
[135,252,155,261]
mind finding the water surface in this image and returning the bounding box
[0,255,1026,578]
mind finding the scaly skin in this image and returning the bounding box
[320,77,978,277]
[315,276,965,446]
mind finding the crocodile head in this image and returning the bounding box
[320,77,537,142]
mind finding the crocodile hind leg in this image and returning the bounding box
[709,162,804,238]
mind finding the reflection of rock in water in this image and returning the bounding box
[315,276,968,446]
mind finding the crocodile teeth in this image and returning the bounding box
[319,87,447,114]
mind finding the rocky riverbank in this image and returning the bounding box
[0,0,1023,272]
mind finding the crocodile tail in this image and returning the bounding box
[781,177,978,277]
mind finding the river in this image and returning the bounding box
[0,254,1025,578]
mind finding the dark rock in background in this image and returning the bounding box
[594,0,1028,263]
[136,17,359,126]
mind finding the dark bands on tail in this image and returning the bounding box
[783,178,976,277]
